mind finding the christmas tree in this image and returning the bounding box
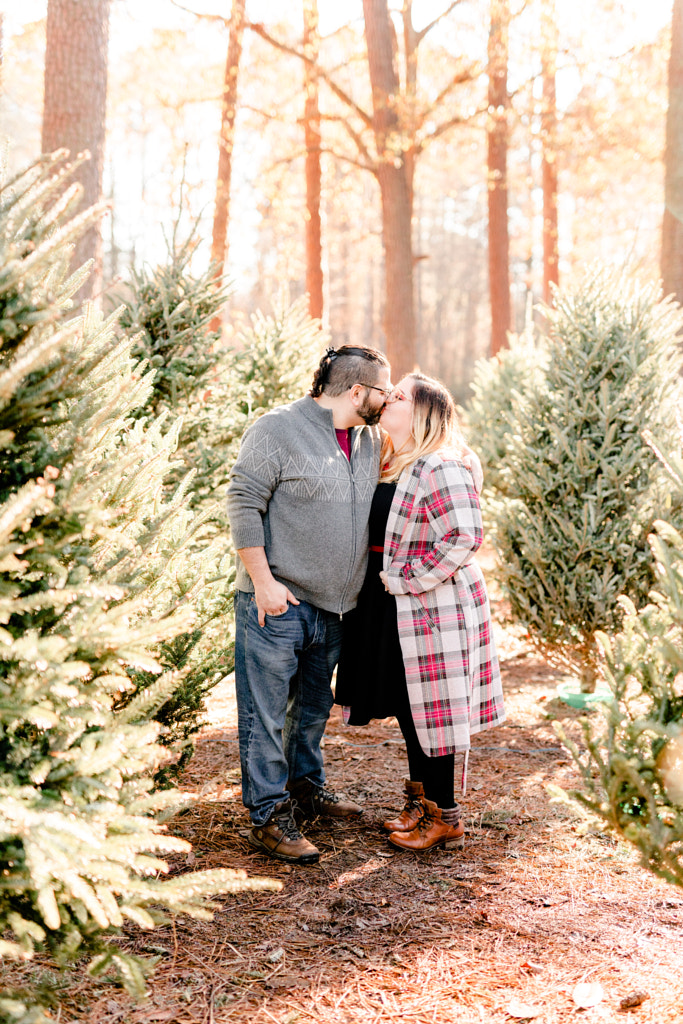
[114,262,325,777]
[554,428,683,888]
[489,268,683,690]
[464,326,547,499]
[0,155,278,1014]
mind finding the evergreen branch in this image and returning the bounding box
[0,321,80,403]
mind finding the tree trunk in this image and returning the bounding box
[487,0,511,356]
[363,0,415,378]
[211,0,246,288]
[303,0,323,322]
[541,0,559,305]
[41,0,111,304]
[662,0,683,304]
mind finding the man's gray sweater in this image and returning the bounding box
[227,395,382,615]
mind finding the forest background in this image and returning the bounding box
[0,0,675,400]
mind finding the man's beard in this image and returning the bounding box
[358,394,384,426]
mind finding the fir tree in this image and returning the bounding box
[112,237,236,775]
[114,264,325,777]
[490,268,683,690]
[117,234,225,420]
[464,327,546,499]
[554,430,683,889]
[0,156,278,1010]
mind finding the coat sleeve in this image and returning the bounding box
[226,417,281,550]
[384,460,483,595]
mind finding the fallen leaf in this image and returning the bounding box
[619,991,649,1010]
[506,998,543,1018]
[520,960,543,974]
[572,982,604,1008]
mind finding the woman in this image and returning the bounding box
[335,372,505,851]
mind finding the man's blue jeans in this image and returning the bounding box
[234,590,343,825]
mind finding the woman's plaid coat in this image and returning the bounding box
[383,451,505,761]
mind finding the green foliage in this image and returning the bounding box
[464,327,547,498]
[117,235,227,418]
[168,291,328,506]
[230,294,327,419]
[0,156,280,1004]
[113,264,324,771]
[488,268,683,687]
[554,432,683,889]
[111,230,236,767]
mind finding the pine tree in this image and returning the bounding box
[464,326,546,499]
[114,266,325,778]
[0,155,279,1012]
[112,233,236,776]
[554,430,683,889]
[489,268,683,690]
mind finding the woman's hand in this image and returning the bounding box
[379,570,391,592]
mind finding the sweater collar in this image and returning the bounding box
[300,393,360,434]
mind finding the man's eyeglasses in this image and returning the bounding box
[358,382,392,397]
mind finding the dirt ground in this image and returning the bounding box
[6,603,683,1023]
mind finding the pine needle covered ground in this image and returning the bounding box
[4,563,683,1024]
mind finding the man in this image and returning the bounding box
[227,345,392,865]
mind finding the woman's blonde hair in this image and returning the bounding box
[380,372,465,483]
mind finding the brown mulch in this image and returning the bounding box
[5,585,683,1022]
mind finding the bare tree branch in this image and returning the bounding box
[169,0,229,27]
[318,113,375,166]
[247,21,373,130]
[414,62,483,130]
[415,0,465,44]
[320,146,377,174]
[262,145,375,176]
[419,105,487,148]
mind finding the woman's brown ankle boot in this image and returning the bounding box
[383,779,425,833]
[388,799,465,851]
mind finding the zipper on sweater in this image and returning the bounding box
[338,427,361,614]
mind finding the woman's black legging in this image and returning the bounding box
[393,675,456,809]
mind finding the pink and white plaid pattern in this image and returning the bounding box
[384,452,505,757]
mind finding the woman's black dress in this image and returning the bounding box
[335,482,405,723]
[336,482,456,806]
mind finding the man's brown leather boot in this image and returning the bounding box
[288,778,362,819]
[249,800,320,864]
[388,798,464,852]
[383,779,426,833]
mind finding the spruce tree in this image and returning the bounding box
[554,431,683,888]
[490,268,683,690]
[115,267,325,777]
[112,236,235,776]
[464,327,546,498]
[0,156,278,1011]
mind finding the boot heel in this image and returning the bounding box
[444,836,465,850]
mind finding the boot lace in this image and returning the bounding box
[273,802,305,841]
[415,809,436,833]
[416,804,461,832]
[312,785,340,810]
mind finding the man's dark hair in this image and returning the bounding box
[310,345,389,398]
